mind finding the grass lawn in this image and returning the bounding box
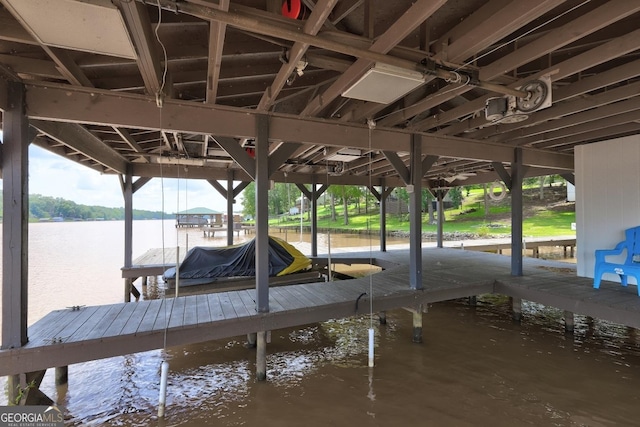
[269,184,575,238]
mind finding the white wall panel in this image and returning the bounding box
[576,135,640,283]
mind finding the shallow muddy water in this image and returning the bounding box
[3,221,638,426]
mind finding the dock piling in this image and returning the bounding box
[412,310,423,343]
[246,332,257,348]
[378,311,387,325]
[7,374,20,404]
[511,297,522,322]
[124,278,132,303]
[256,331,267,381]
[563,311,574,334]
[55,366,68,386]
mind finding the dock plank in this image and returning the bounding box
[307,282,351,304]
[101,302,141,338]
[206,293,226,321]
[119,302,153,336]
[218,293,239,320]
[136,299,164,334]
[228,291,252,318]
[286,284,324,308]
[58,306,102,343]
[237,290,259,315]
[67,305,117,343]
[271,286,308,310]
[28,309,80,345]
[168,297,187,329]
[83,304,128,341]
[195,294,212,325]
[183,295,199,327]
[151,299,174,332]
[268,287,302,310]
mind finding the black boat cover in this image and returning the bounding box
[163,236,311,286]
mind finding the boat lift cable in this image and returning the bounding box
[367,119,375,368]
[154,0,171,418]
[325,152,332,282]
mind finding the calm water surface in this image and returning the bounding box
[1,221,639,426]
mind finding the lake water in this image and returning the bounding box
[1,220,639,426]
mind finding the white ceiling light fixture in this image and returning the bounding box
[342,63,426,104]
[3,0,137,59]
[327,148,363,162]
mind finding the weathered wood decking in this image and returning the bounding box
[2,247,639,377]
[121,237,576,279]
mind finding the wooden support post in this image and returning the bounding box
[436,191,445,248]
[246,332,257,348]
[122,169,134,302]
[379,180,388,252]
[2,81,29,350]
[409,134,422,290]
[511,148,527,276]
[511,297,522,322]
[227,170,234,246]
[256,331,267,381]
[255,115,270,313]
[55,366,68,386]
[378,311,387,325]
[124,278,133,303]
[7,375,20,404]
[15,370,52,406]
[131,285,141,300]
[310,175,318,257]
[563,310,574,334]
[412,310,423,343]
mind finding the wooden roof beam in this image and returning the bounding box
[112,126,150,163]
[257,0,338,111]
[404,0,640,135]
[117,0,167,96]
[447,59,640,139]
[416,25,640,133]
[347,0,566,124]
[23,81,573,170]
[205,0,229,104]
[31,120,128,174]
[299,0,448,117]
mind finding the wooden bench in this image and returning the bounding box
[594,226,640,295]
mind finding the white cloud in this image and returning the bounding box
[0,138,243,213]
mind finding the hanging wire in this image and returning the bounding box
[367,120,375,331]
[366,119,376,368]
[152,0,170,354]
[374,1,591,127]
[325,150,332,281]
[153,0,172,418]
[285,172,290,241]
[452,0,592,73]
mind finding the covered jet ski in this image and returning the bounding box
[163,236,311,286]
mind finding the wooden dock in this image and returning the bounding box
[2,247,638,378]
[446,237,576,257]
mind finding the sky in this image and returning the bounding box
[0,132,239,213]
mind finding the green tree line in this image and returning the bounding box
[0,192,170,221]
[241,182,465,225]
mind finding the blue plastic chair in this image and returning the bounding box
[594,226,640,295]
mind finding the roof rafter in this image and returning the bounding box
[257,0,338,111]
